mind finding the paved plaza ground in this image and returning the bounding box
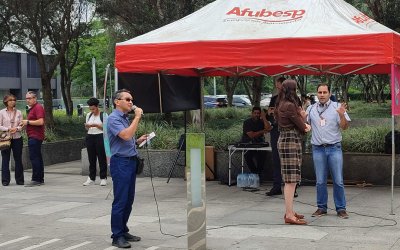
[1,161,400,249]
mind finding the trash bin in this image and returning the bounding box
[77,104,83,117]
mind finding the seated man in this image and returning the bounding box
[241,107,272,175]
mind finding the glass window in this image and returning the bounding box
[27,54,41,78]
[0,52,20,77]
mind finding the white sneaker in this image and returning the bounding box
[100,179,107,186]
[83,177,95,186]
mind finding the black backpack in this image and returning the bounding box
[384,130,400,154]
[88,112,104,123]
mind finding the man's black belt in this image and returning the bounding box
[316,144,335,147]
[114,155,137,160]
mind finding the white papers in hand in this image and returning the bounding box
[139,132,156,147]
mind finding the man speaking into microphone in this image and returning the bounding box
[107,89,148,248]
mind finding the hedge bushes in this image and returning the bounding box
[41,106,392,153]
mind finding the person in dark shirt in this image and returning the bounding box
[20,91,45,187]
[265,77,285,196]
[241,106,272,175]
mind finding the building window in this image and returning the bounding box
[0,52,20,77]
[27,54,41,78]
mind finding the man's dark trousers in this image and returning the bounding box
[244,151,266,175]
[270,127,282,189]
[110,155,137,238]
[28,138,44,183]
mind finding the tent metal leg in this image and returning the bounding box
[391,115,395,215]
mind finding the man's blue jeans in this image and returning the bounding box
[28,138,44,183]
[110,155,137,238]
[312,143,346,212]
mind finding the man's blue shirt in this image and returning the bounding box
[107,109,137,157]
[306,101,351,145]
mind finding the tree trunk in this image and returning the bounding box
[340,75,351,103]
[41,76,54,128]
[66,79,74,115]
[251,76,263,107]
[224,77,238,107]
[60,56,73,116]
[295,76,307,95]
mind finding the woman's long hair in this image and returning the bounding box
[276,80,301,108]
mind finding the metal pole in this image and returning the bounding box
[92,58,97,98]
[391,115,395,215]
[158,73,162,113]
[213,77,216,96]
[103,64,110,113]
[114,68,118,92]
[109,66,113,105]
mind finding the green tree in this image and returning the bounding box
[0,0,90,127]
[0,8,8,50]
[71,20,113,98]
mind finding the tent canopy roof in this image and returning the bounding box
[116,0,400,76]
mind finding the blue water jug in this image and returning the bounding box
[248,173,260,188]
[237,173,249,188]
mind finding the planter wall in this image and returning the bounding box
[130,149,399,186]
[5,138,86,171]
[5,138,394,186]
[81,149,186,178]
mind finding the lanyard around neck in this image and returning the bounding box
[317,101,331,118]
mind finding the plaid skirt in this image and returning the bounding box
[277,129,302,183]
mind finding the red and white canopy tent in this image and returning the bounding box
[116,0,400,211]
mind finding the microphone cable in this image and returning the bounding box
[248,186,397,228]
[139,118,396,237]
[143,125,187,238]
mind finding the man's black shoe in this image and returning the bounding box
[25,181,41,187]
[2,181,9,186]
[112,236,131,248]
[124,232,141,242]
[266,188,282,196]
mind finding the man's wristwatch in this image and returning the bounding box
[27,120,30,125]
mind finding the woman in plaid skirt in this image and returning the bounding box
[275,80,311,225]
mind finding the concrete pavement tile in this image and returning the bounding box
[1,169,400,249]
[348,243,394,250]
[20,201,90,215]
[207,226,328,241]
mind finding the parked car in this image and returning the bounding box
[232,95,251,107]
[213,95,252,107]
[204,96,228,108]
[260,96,271,107]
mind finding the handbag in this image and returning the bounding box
[0,110,17,151]
[135,156,144,175]
[0,131,11,151]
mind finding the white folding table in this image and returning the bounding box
[228,145,272,186]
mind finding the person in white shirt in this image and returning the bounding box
[83,98,108,186]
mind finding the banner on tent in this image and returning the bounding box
[391,64,400,115]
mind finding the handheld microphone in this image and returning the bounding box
[132,105,144,116]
